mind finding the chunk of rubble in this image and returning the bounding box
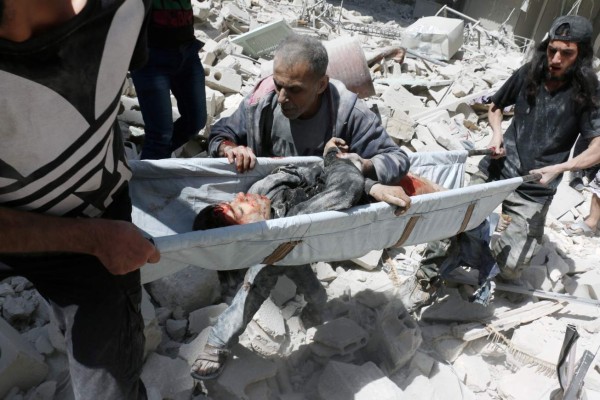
[0,318,48,398]
[317,360,404,400]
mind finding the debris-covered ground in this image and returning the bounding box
[3,1,600,399]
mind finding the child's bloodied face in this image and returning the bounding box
[224,193,272,224]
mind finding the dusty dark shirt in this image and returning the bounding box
[248,150,365,218]
[487,64,600,201]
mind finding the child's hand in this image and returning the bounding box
[323,137,349,156]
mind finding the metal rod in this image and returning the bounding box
[521,173,542,183]
[434,5,479,24]
[467,148,493,156]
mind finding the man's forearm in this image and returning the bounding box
[488,104,504,139]
[563,136,600,172]
[0,207,97,255]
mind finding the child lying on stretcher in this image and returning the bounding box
[193,138,444,230]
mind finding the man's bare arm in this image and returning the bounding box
[0,208,160,275]
[487,103,506,158]
[530,136,600,185]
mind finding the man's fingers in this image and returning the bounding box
[383,193,407,208]
[226,151,235,164]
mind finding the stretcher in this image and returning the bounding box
[129,150,524,283]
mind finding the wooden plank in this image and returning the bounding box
[452,300,564,341]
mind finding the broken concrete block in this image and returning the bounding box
[455,103,479,125]
[1,295,36,326]
[200,38,219,66]
[254,297,286,341]
[145,265,220,316]
[410,138,426,152]
[326,271,369,301]
[351,250,382,271]
[368,305,422,374]
[270,276,297,307]
[314,262,337,282]
[204,66,242,94]
[563,275,593,299]
[192,0,211,22]
[230,19,293,59]
[312,317,368,356]
[403,16,464,61]
[399,374,435,400]
[408,350,436,376]
[496,366,554,400]
[575,269,600,300]
[415,125,444,151]
[165,319,187,341]
[381,85,427,116]
[205,86,225,117]
[430,362,477,400]
[422,325,467,363]
[453,354,491,392]
[385,109,416,143]
[545,249,571,283]
[0,318,48,398]
[246,319,284,357]
[141,353,194,399]
[119,95,145,126]
[452,79,474,98]
[426,120,465,151]
[204,345,277,400]
[317,361,404,400]
[549,179,585,219]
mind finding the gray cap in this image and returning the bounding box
[549,15,593,43]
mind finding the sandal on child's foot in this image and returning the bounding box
[495,214,512,233]
[190,344,230,380]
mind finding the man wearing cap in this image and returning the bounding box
[480,15,600,280]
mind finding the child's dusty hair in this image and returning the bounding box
[193,204,239,230]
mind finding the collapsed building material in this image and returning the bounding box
[451,300,565,341]
[446,271,600,307]
[402,16,465,61]
[324,37,376,98]
[0,318,48,398]
[341,22,403,39]
[230,19,294,59]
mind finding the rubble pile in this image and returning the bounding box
[2,1,600,399]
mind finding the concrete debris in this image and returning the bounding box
[402,16,464,61]
[5,0,600,399]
